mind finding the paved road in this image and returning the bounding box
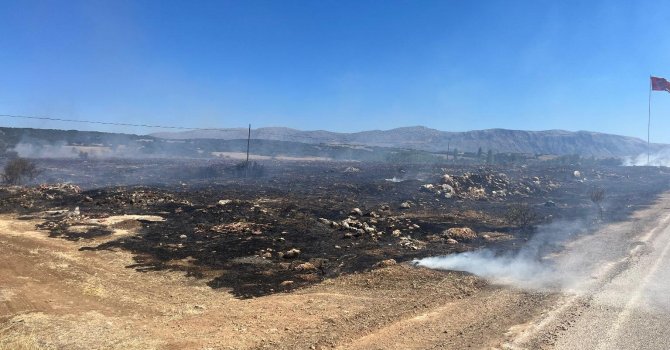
[505,195,670,350]
[553,211,670,350]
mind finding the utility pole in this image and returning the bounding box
[446,139,450,162]
[648,76,652,166]
[246,124,251,177]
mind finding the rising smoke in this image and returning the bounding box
[624,149,670,167]
[413,220,598,291]
[9,136,148,159]
[415,249,555,289]
[12,140,111,158]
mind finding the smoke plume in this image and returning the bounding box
[624,149,670,167]
[414,220,595,291]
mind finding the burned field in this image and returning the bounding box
[1,159,669,299]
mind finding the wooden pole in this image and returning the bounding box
[246,124,251,177]
[446,139,450,162]
[648,76,652,166]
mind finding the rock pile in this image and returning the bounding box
[443,227,477,241]
[422,170,559,201]
[318,207,426,250]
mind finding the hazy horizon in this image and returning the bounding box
[0,122,657,145]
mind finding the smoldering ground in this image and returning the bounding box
[624,148,670,167]
[413,219,620,292]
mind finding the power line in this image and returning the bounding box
[0,114,227,131]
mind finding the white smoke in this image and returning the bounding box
[415,250,555,289]
[624,149,670,166]
[385,176,404,182]
[12,141,95,158]
[10,139,146,159]
[414,220,592,291]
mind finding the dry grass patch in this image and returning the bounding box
[0,326,52,350]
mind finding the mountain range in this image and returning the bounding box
[152,126,660,158]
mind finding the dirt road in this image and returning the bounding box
[508,193,670,349]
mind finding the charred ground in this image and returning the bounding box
[1,159,669,299]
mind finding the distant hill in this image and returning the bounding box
[0,126,661,160]
[0,127,431,161]
[152,126,660,158]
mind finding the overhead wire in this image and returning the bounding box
[0,114,226,131]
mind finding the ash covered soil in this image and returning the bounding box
[1,158,670,349]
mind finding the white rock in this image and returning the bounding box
[318,218,331,225]
[283,248,301,259]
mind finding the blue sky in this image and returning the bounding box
[1,0,670,141]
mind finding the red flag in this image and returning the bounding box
[651,76,670,93]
